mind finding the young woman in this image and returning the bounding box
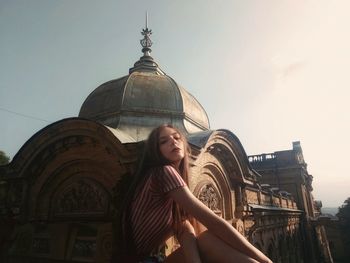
[117,124,272,263]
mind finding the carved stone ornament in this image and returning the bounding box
[198,184,221,213]
[72,239,96,258]
[54,179,108,216]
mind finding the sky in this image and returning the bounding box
[0,0,349,208]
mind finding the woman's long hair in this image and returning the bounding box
[115,124,190,258]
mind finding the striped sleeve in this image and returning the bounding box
[158,165,186,194]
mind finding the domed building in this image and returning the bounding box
[79,26,209,140]
[0,26,333,263]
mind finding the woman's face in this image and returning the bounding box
[158,127,185,168]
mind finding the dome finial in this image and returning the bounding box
[140,12,153,56]
[129,14,165,75]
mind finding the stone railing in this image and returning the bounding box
[248,153,276,163]
[245,187,297,210]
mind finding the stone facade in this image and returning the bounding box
[249,141,333,263]
[0,119,139,262]
[0,123,318,262]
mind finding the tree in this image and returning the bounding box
[0,151,10,165]
[337,197,350,258]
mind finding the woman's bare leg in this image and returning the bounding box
[166,220,201,263]
[166,245,258,263]
[166,230,260,263]
[197,230,259,263]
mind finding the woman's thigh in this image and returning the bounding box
[197,231,259,263]
[165,231,259,263]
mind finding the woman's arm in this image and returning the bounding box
[168,186,272,263]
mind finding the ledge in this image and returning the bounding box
[248,204,303,213]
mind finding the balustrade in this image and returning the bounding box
[248,153,276,163]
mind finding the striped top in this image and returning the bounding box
[130,165,186,256]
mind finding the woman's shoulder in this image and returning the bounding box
[162,164,178,173]
[147,165,185,189]
[147,164,178,174]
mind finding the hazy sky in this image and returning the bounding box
[0,0,349,207]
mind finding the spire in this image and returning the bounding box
[129,13,165,75]
[140,11,153,56]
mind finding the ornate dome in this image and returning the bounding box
[79,26,209,141]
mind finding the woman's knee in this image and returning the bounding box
[197,230,225,257]
[177,220,196,237]
[197,230,214,248]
